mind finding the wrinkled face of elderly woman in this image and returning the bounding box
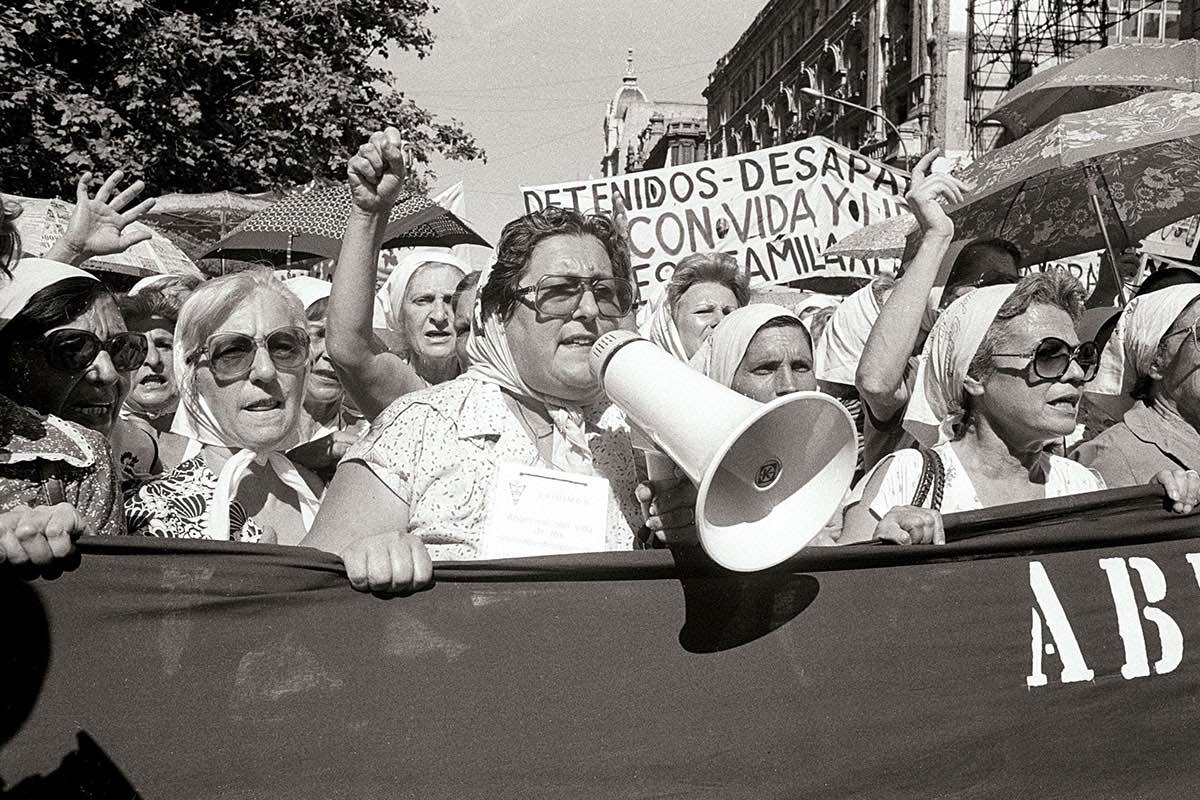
[194,291,306,451]
[303,301,342,407]
[505,234,622,402]
[1151,299,1200,429]
[675,281,739,359]
[11,293,134,437]
[730,321,818,403]
[125,313,177,415]
[970,303,1086,446]
[400,263,462,363]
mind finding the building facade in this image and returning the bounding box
[601,52,708,176]
[704,0,1182,166]
[703,0,934,166]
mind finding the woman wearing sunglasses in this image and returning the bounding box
[841,272,1112,544]
[0,251,128,553]
[1074,285,1200,507]
[125,270,322,544]
[304,128,647,592]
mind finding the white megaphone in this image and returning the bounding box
[590,329,857,572]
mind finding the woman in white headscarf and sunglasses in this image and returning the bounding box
[124,269,322,544]
[1074,284,1200,498]
[841,271,1117,545]
[304,127,650,592]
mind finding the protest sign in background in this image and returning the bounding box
[5,487,1200,798]
[522,137,910,294]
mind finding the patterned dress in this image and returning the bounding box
[125,455,265,542]
[0,394,124,536]
[345,376,644,560]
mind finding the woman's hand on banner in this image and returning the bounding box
[872,505,944,545]
[341,531,434,595]
[0,503,88,566]
[906,149,969,241]
[637,477,699,545]
[347,127,410,215]
[1153,468,1200,515]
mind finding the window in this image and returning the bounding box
[1107,0,1181,42]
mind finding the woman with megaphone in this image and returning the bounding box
[305,128,702,593]
[841,271,1200,545]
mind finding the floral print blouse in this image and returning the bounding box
[344,376,643,560]
[0,393,124,536]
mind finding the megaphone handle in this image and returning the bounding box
[643,450,678,482]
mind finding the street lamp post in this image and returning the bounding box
[798,87,911,167]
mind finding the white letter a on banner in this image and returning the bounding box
[1027,561,1095,688]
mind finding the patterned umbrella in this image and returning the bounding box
[983,40,1200,140]
[202,186,489,265]
[824,213,915,261]
[12,196,202,280]
[826,91,1200,300]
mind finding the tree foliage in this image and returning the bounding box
[0,0,484,198]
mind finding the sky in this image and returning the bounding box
[384,0,765,264]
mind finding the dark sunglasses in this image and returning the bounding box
[44,329,149,373]
[992,336,1100,382]
[514,275,635,320]
[186,326,310,381]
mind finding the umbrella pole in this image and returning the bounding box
[287,233,293,266]
[1086,167,1128,307]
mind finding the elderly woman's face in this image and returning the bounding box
[505,234,620,401]
[453,281,478,371]
[402,263,462,363]
[975,304,1085,444]
[304,312,342,405]
[125,314,177,414]
[10,294,133,437]
[730,323,817,403]
[675,281,739,359]
[1155,300,1200,425]
[194,292,305,451]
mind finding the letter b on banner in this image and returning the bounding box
[1099,557,1183,680]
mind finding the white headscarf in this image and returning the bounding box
[283,276,333,312]
[1090,284,1200,397]
[638,281,690,362]
[690,304,806,389]
[374,249,468,332]
[1,258,97,332]
[128,273,178,297]
[462,262,602,475]
[903,284,1017,448]
[170,290,320,540]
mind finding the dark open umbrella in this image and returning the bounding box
[202,187,489,265]
[827,91,1200,304]
[983,40,1200,141]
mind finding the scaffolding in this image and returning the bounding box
[965,0,1114,155]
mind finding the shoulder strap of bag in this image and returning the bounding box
[911,446,946,512]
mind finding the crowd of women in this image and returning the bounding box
[4,127,1200,593]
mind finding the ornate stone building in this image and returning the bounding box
[601,52,708,176]
[705,0,1183,165]
[703,0,935,166]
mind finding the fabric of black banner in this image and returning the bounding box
[3,485,1200,798]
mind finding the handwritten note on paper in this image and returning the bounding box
[481,462,610,559]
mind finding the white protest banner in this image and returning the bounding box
[521,136,910,293]
[1142,215,1200,263]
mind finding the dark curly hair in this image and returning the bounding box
[480,207,631,322]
